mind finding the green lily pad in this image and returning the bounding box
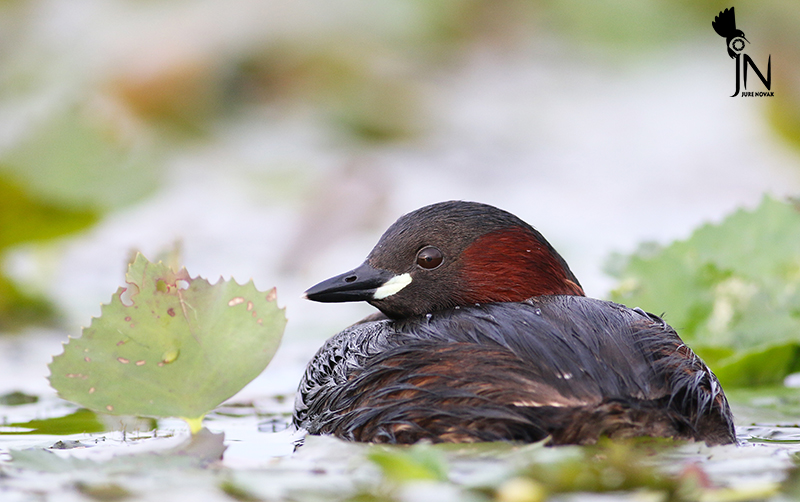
[1,103,159,211]
[0,408,105,436]
[608,196,800,387]
[712,342,800,388]
[48,254,286,429]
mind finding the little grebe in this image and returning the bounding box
[293,201,735,445]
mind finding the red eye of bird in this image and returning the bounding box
[416,246,443,269]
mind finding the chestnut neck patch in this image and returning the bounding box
[459,226,584,304]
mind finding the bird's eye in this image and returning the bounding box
[416,246,443,270]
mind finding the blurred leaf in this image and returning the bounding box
[769,93,800,152]
[782,464,800,499]
[228,43,422,142]
[0,390,38,405]
[368,444,449,482]
[327,73,422,142]
[713,342,800,388]
[0,408,105,436]
[540,0,700,53]
[516,439,678,495]
[219,480,262,502]
[9,447,102,473]
[0,98,158,329]
[728,385,800,430]
[495,477,547,502]
[0,273,57,330]
[48,254,286,428]
[9,427,225,473]
[109,59,222,135]
[1,101,159,211]
[608,196,800,387]
[75,481,132,501]
[0,174,99,248]
[688,344,735,368]
[0,174,98,328]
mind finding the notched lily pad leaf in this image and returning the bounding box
[48,254,286,425]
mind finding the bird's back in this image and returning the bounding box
[294,296,736,445]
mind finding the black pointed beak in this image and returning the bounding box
[304,262,396,303]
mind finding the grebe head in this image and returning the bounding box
[304,201,584,319]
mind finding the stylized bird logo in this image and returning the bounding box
[713,7,748,59]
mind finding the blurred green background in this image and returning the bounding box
[0,0,798,335]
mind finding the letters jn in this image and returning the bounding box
[712,7,772,97]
